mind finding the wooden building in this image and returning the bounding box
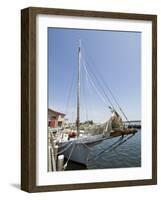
[48,108,65,128]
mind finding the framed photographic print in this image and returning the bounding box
[21,7,157,192]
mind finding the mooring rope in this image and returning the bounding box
[58,141,74,155]
[63,141,76,170]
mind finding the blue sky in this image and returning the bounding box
[48,28,141,123]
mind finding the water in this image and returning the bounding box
[66,130,141,170]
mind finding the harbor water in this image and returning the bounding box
[66,130,141,170]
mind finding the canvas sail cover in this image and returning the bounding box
[103,111,124,136]
[111,111,124,129]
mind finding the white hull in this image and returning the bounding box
[58,134,106,165]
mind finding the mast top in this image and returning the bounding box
[78,39,81,51]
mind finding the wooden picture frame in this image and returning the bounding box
[21,7,157,192]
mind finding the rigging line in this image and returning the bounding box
[90,134,134,161]
[82,57,114,109]
[80,60,88,121]
[84,59,95,120]
[82,56,115,110]
[80,142,93,151]
[69,70,77,123]
[81,45,115,110]
[65,65,76,116]
[96,70,131,123]
[107,134,135,153]
[82,60,110,108]
[58,141,74,155]
[64,141,76,169]
[88,136,124,161]
[81,44,130,123]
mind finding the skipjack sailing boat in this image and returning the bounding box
[49,41,137,168]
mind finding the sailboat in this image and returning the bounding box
[56,41,137,167]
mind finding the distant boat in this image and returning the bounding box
[56,41,137,167]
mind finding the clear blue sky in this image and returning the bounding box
[48,28,141,123]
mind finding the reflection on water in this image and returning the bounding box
[66,130,141,170]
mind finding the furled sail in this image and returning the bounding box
[103,109,124,136]
[111,111,124,129]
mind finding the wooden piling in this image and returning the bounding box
[48,146,52,171]
[57,155,64,171]
[54,145,58,161]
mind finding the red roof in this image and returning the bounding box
[48,108,66,116]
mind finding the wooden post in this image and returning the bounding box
[51,146,56,171]
[48,131,52,171]
[57,155,64,171]
[48,146,52,171]
[54,145,58,161]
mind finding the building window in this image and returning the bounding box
[58,121,62,127]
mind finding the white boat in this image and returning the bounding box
[55,41,137,167]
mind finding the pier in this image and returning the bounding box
[48,131,65,172]
[124,120,141,129]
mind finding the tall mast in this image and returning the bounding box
[77,40,81,137]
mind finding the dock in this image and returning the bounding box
[48,130,65,172]
[124,120,141,129]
